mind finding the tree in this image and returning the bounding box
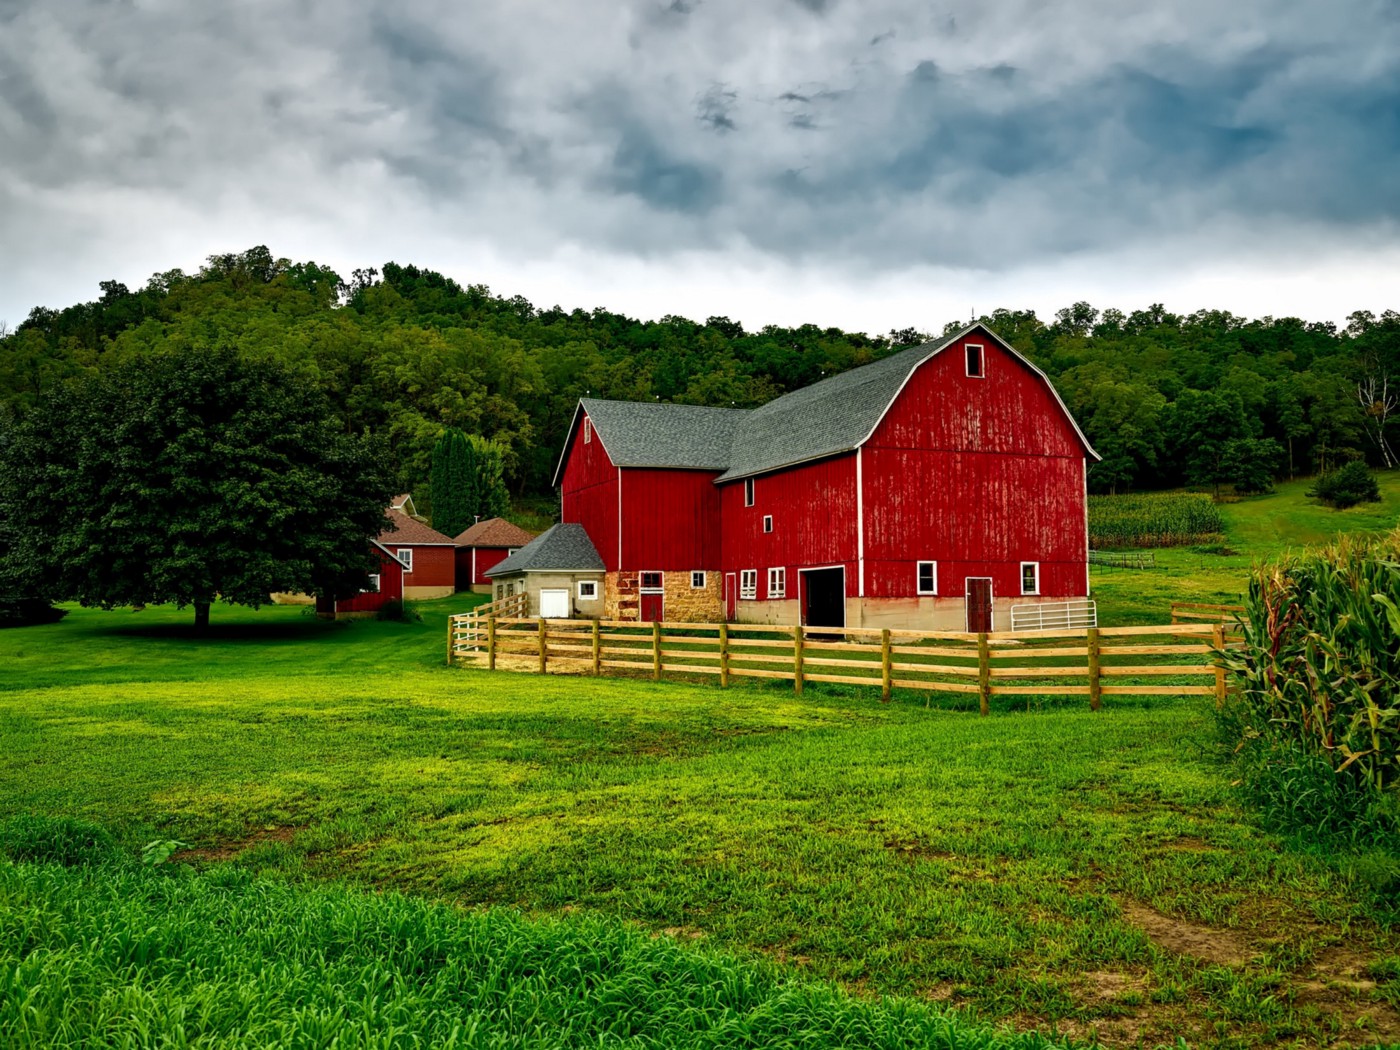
[0,408,64,626]
[463,434,510,522]
[1162,390,1250,495]
[429,428,471,537]
[1,347,394,627]
[1309,461,1382,509]
[1223,437,1283,494]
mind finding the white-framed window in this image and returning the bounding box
[496,584,504,600]
[578,580,599,600]
[763,515,773,533]
[740,569,757,600]
[965,343,984,378]
[1020,561,1040,595]
[583,418,592,444]
[743,478,755,507]
[767,567,786,599]
[508,548,519,556]
[506,582,515,597]
[916,561,937,595]
[396,548,413,572]
[690,571,706,589]
[640,571,663,591]
[366,574,380,594]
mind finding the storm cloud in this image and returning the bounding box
[0,0,1397,327]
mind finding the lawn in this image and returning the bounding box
[2,596,1399,1048]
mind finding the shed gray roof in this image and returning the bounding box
[551,399,747,485]
[485,523,605,577]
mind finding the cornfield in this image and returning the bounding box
[1219,533,1400,840]
[1088,492,1225,549]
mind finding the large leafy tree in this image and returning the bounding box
[463,434,510,523]
[2,347,394,627]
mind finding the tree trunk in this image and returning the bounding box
[194,601,210,629]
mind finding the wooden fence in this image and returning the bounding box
[1170,601,1245,625]
[449,615,1235,714]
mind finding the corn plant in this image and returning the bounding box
[1088,493,1225,549]
[1219,533,1400,839]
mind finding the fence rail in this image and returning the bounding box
[449,614,1236,714]
[1088,550,1157,569]
[1009,599,1097,632]
[1170,601,1245,625]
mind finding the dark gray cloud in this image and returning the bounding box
[0,0,1397,324]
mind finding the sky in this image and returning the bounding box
[1,0,1398,335]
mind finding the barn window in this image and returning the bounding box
[506,582,515,597]
[583,418,592,444]
[366,574,380,594]
[690,571,706,589]
[396,548,413,572]
[640,571,663,591]
[740,569,757,600]
[743,478,755,507]
[496,584,504,600]
[916,561,937,595]
[763,515,773,533]
[767,567,786,599]
[578,580,598,600]
[1020,562,1040,595]
[965,344,984,378]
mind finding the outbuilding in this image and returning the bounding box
[378,509,457,599]
[485,523,606,619]
[454,517,536,593]
[315,540,405,619]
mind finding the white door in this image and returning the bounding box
[539,589,570,619]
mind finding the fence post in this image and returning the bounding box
[719,623,730,687]
[487,615,497,672]
[446,614,455,667]
[1087,626,1101,712]
[881,628,892,703]
[538,617,547,674]
[652,620,662,681]
[793,625,805,695]
[977,632,991,717]
[591,618,601,676]
[1212,624,1227,709]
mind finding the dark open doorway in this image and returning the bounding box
[801,567,846,628]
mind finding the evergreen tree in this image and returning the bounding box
[464,435,510,522]
[429,428,471,537]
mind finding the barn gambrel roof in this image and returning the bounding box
[552,324,1098,487]
[485,523,605,577]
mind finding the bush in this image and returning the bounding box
[1308,461,1381,508]
[0,815,117,866]
[1088,492,1225,548]
[1218,533,1400,846]
[0,596,66,628]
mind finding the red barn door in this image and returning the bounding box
[640,593,664,622]
[724,573,737,620]
[966,578,993,632]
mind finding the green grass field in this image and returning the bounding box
[3,478,1399,1049]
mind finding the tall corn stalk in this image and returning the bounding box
[1221,533,1400,830]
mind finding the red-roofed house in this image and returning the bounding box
[316,539,406,618]
[454,517,537,593]
[378,509,457,599]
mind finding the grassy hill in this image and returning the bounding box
[1089,471,1400,624]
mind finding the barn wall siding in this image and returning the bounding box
[560,411,620,572]
[719,454,859,597]
[336,548,404,615]
[620,469,722,571]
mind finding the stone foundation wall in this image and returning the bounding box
[605,570,722,622]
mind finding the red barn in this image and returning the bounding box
[552,323,1098,631]
[316,540,405,618]
[453,517,537,593]
[377,509,457,599]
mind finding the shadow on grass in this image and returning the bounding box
[92,620,354,644]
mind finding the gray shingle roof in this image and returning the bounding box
[485,523,605,577]
[550,324,1097,487]
[551,399,747,484]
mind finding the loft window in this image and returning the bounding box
[690,571,706,589]
[743,478,755,507]
[583,418,592,444]
[740,569,757,600]
[640,571,663,590]
[1020,562,1040,596]
[965,344,984,378]
[763,515,773,534]
[396,548,413,572]
[916,561,937,595]
[578,580,598,600]
[767,567,786,599]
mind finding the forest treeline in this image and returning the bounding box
[2,245,1398,505]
